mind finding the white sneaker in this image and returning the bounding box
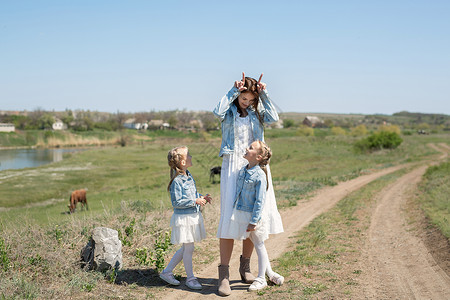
[186,277,202,290]
[268,272,284,286]
[159,272,180,286]
[248,277,267,291]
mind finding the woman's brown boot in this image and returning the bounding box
[239,255,256,284]
[218,264,231,296]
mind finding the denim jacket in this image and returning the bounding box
[234,165,267,225]
[169,170,202,215]
[213,86,279,157]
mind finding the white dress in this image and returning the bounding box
[216,115,284,240]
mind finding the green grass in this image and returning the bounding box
[416,161,450,238]
[0,134,447,226]
[0,140,223,225]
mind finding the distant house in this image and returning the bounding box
[148,119,170,130]
[123,118,148,130]
[52,118,67,130]
[302,116,324,128]
[0,123,15,132]
[269,120,283,129]
[182,119,203,132]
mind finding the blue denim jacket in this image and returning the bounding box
[213,86,279,157]
[169,170,202,215]
[234,165,267,225]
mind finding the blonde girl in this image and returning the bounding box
[226,140,284,291]
[159,146,212,290]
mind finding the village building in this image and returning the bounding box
[302,116,324,128]
[269,120,283,129]
[123,118,149,130]
[0,123,15,132]
[148,119,170,130]
[52,118,67,130]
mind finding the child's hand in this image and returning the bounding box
[196,197,207,206]
[234,72,247,91]
[246,224,256,232]
[256,73,266,93]
[204,194,212,204]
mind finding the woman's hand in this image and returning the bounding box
[234,72,247,92]
[246,224,256,232]
[256,73,266,93]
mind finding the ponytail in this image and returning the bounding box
[167,146,187,191]
[257,141,272,190]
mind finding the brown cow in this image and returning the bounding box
[68,189,88,213]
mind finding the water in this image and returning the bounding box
[0,148,82,171]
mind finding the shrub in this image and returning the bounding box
[378,124,401,135]
[350,124,368,136]
[331,127,346,136]
[354,131,403,152]
[283,119,295,128]
[297,126,314,136]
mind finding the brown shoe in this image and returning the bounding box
[239,255,256,284]
[218,265,231,296]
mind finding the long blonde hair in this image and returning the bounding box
[256,140,272,190]
[167,146,187,191]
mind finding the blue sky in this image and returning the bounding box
[1,1,449,115]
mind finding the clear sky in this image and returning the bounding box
[1,1,449,115]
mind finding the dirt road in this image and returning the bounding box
[356,145,450,299]
[161,144,449,299]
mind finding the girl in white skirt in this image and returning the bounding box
[213,73,284,296]
[159,146,212,290]
[227,140,284,291]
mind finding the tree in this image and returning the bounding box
[37,114,55,130]
[283,119,295,128]
[199,112,218,131]
[167,114,178,128]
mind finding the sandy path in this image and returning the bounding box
[162,163,411,299]
[357,164,450,299]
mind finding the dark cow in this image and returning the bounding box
[68,189,88,213]
[210,166,221,183]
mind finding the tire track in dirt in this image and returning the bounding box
[356,164,450,299]
[162,163,412,299]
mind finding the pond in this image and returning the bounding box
[0,148,83,171]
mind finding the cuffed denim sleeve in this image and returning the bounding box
[213,86,240,120]
[259,89,279,124]
[250,177,267,225]
[170,180,196,209]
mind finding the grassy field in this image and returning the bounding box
[0,133,445,224]
[415,161,450,239]
[0,133,448,299]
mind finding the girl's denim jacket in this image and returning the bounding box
[169,170,202,215]
[234,165,267,225]
[213,86,279,157]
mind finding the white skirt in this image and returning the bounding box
[170,212,206,244]
[216,154,284,239]
[227,208,269,242]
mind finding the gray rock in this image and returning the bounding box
[81,227,122,272]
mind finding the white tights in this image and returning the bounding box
[249,233,276,280]
[162,242,195,280]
